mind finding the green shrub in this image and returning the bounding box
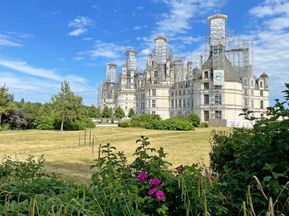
[210,84,289,215]
[131,114,161,128]
[0,123,10,131]
[188,113,200,127]
[118,121,130,127]
[36,115,55,130]
[199,121,209,128]
[55,117,95,130]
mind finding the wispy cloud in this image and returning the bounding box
[0,59,62,81]
[154,0,223,37]
[78,40,127,59]
[0,33,22,47]
[68,16,93,37]
[0,59,97,104]
[133,25,148,31]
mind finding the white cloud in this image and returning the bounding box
[78,40,127,59]
[0,59,62,81]
[248,0,289,100]
[69,28,87,37]
[68,16,93,37]
[0,61,97,105]
[141,48,151,55]
[155,0,223,37]
[0,33,22,47]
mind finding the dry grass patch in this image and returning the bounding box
[0,127,229,182]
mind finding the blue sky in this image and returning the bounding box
[0,0,288,105]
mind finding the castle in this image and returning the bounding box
[98,14,269,124]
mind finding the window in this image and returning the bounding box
[152,89,156,96]
[171,100,174,108]
[148,100,151,107]
[260,81,263,88]
[260,90,263,97]
[245,99,249,108]
[152,100,156,108]
[152,111,156,114]
[183,99,186,108]
[215,94,222,105]
[183,90,185,95]
[215,110,222,119]
[204,94,209,105]
[204,71,209,79]
[204,110,209,121]
[204,82,209,89]
[171,91,174,97]
[179,90,182,96]
[214,85,221,89]
[260,100,264,109]
[179,99,182,108]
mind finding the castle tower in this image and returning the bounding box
[106,63,117,83]
[125,49,137,71]
[154,35,168,65]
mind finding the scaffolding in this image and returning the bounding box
[208,14,227,120]
[225,37,253,78]
[106,63,118,83]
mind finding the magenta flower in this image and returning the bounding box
[150,178,161,187]
[137,171,148,181]
[148,188,157,196]
[156,190,165,201]
[209,175,215,181]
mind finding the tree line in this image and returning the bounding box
[0,81,104,131]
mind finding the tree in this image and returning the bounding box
[87,105,101,118]
[128,108,135,118]
[114,106,125,119]
[188,113,200,127]
[102,106,112,118]
[6,109,28,130]
[0,85,15,125]
[51,81,83,131]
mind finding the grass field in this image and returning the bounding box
[0,127,228,182]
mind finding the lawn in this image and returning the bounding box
[0,127,228,182]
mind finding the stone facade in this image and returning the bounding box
[98,14,269,122]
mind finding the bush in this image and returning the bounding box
[55,117,95,130]
[131,114,161,128]
[130,114,195,131]
[0,123,10,131]
[188,113,200,127]
[199,122,209,128]
[118,121,130,127]
[36,115,55,130]
[209,84,289,215]
[144,119,194,131]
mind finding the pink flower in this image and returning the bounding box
[209,175,215,181]
[156,190,165,201]
[150,178,161,187]
[137,171,148,181]
[148,188,157,196]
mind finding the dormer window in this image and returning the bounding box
[204,71,209,79]
[260,81,263,88]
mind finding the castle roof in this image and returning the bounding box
[202,54,242,83]
[260,72,269,78]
